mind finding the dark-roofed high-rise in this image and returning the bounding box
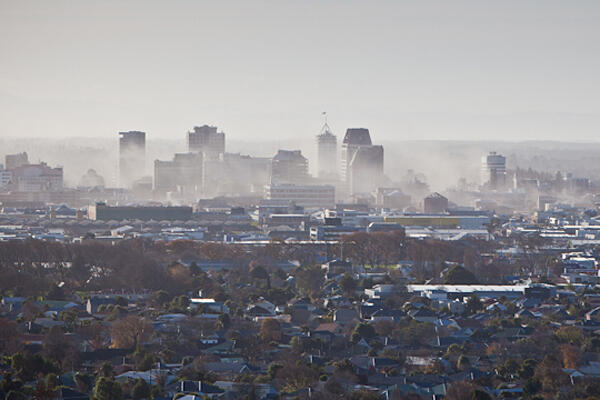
[342,128,372,146]
[119,131,146,188]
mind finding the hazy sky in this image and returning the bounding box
[1,0,600,142]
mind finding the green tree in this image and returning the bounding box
[249,263,269,281]
[294,265,324,298]
[339,273,358,297]
[189,262,200,277]
[523,377,542,397]
[464,295,483,315]
[457,354,471,371]
[6,391,27,400]
[153,290,170,306]
[46,285,66,301]
[97,361,115,378]
[44,373,60,390]
[217,313,231,330]
[267,363,283,379]
[351,323,376,343]
[92,377,122,400]
[114,296,128,307]
[0,373,23,394]
[519,359,537,380]
[131,379,151,400]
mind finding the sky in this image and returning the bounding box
[1,0,600,142]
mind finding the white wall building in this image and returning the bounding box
[265,183,335,208]
[12,163,63,192]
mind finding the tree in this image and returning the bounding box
[519,359,537,380]
[0,373,23,395]
[74,373,92,393]
[267,363,283,379]
[274,362,319,392]
[445,381,476,400]
[131,379,151,400]
[0,318,22,355]
[114,296,128,307]
[523,377,542,397]
[294,265,324,298]
[46,285,66,301]
[534,355,569,393]
[136,352,155,371]
[6,391,27,400]
[456,354,471,371]
[189,262,200,277]
[374,320,394,337]
[92,377,122,400]
[351,323,376,343]
[349,390,380,400]
[168,295,190,313]
[97,361,115,378]
[44,373,60,390]
[339,273,358,297]
[555,326,584,346]
[10,352,57,382]
[561,344,582,369]
[43,325,77,368]
[110,316,153,349]
[444,265,478,284]
[259,318,281,342]
[152,290,170,306]
[471,389,492,400]
[249,262,269,281]
[464,295,483,315]
[497,358,519,379]
[216,313,231,330]
[324,378,346,398]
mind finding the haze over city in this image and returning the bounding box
[2,0,600,141]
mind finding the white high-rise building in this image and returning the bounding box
[316,123,337,179]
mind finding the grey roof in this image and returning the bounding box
[273,150,306,161]
[343,128,372,145]
[425,192,447,200]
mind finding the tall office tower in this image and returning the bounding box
[340,128,372,183]
[271,150,309,184]
[316,123,337,179]
[5,152,29,170]
[347,145,384,194]
[187,125,225,159]
[119,131,146,188]
[154,152,203,197]
[481,151,507,190]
